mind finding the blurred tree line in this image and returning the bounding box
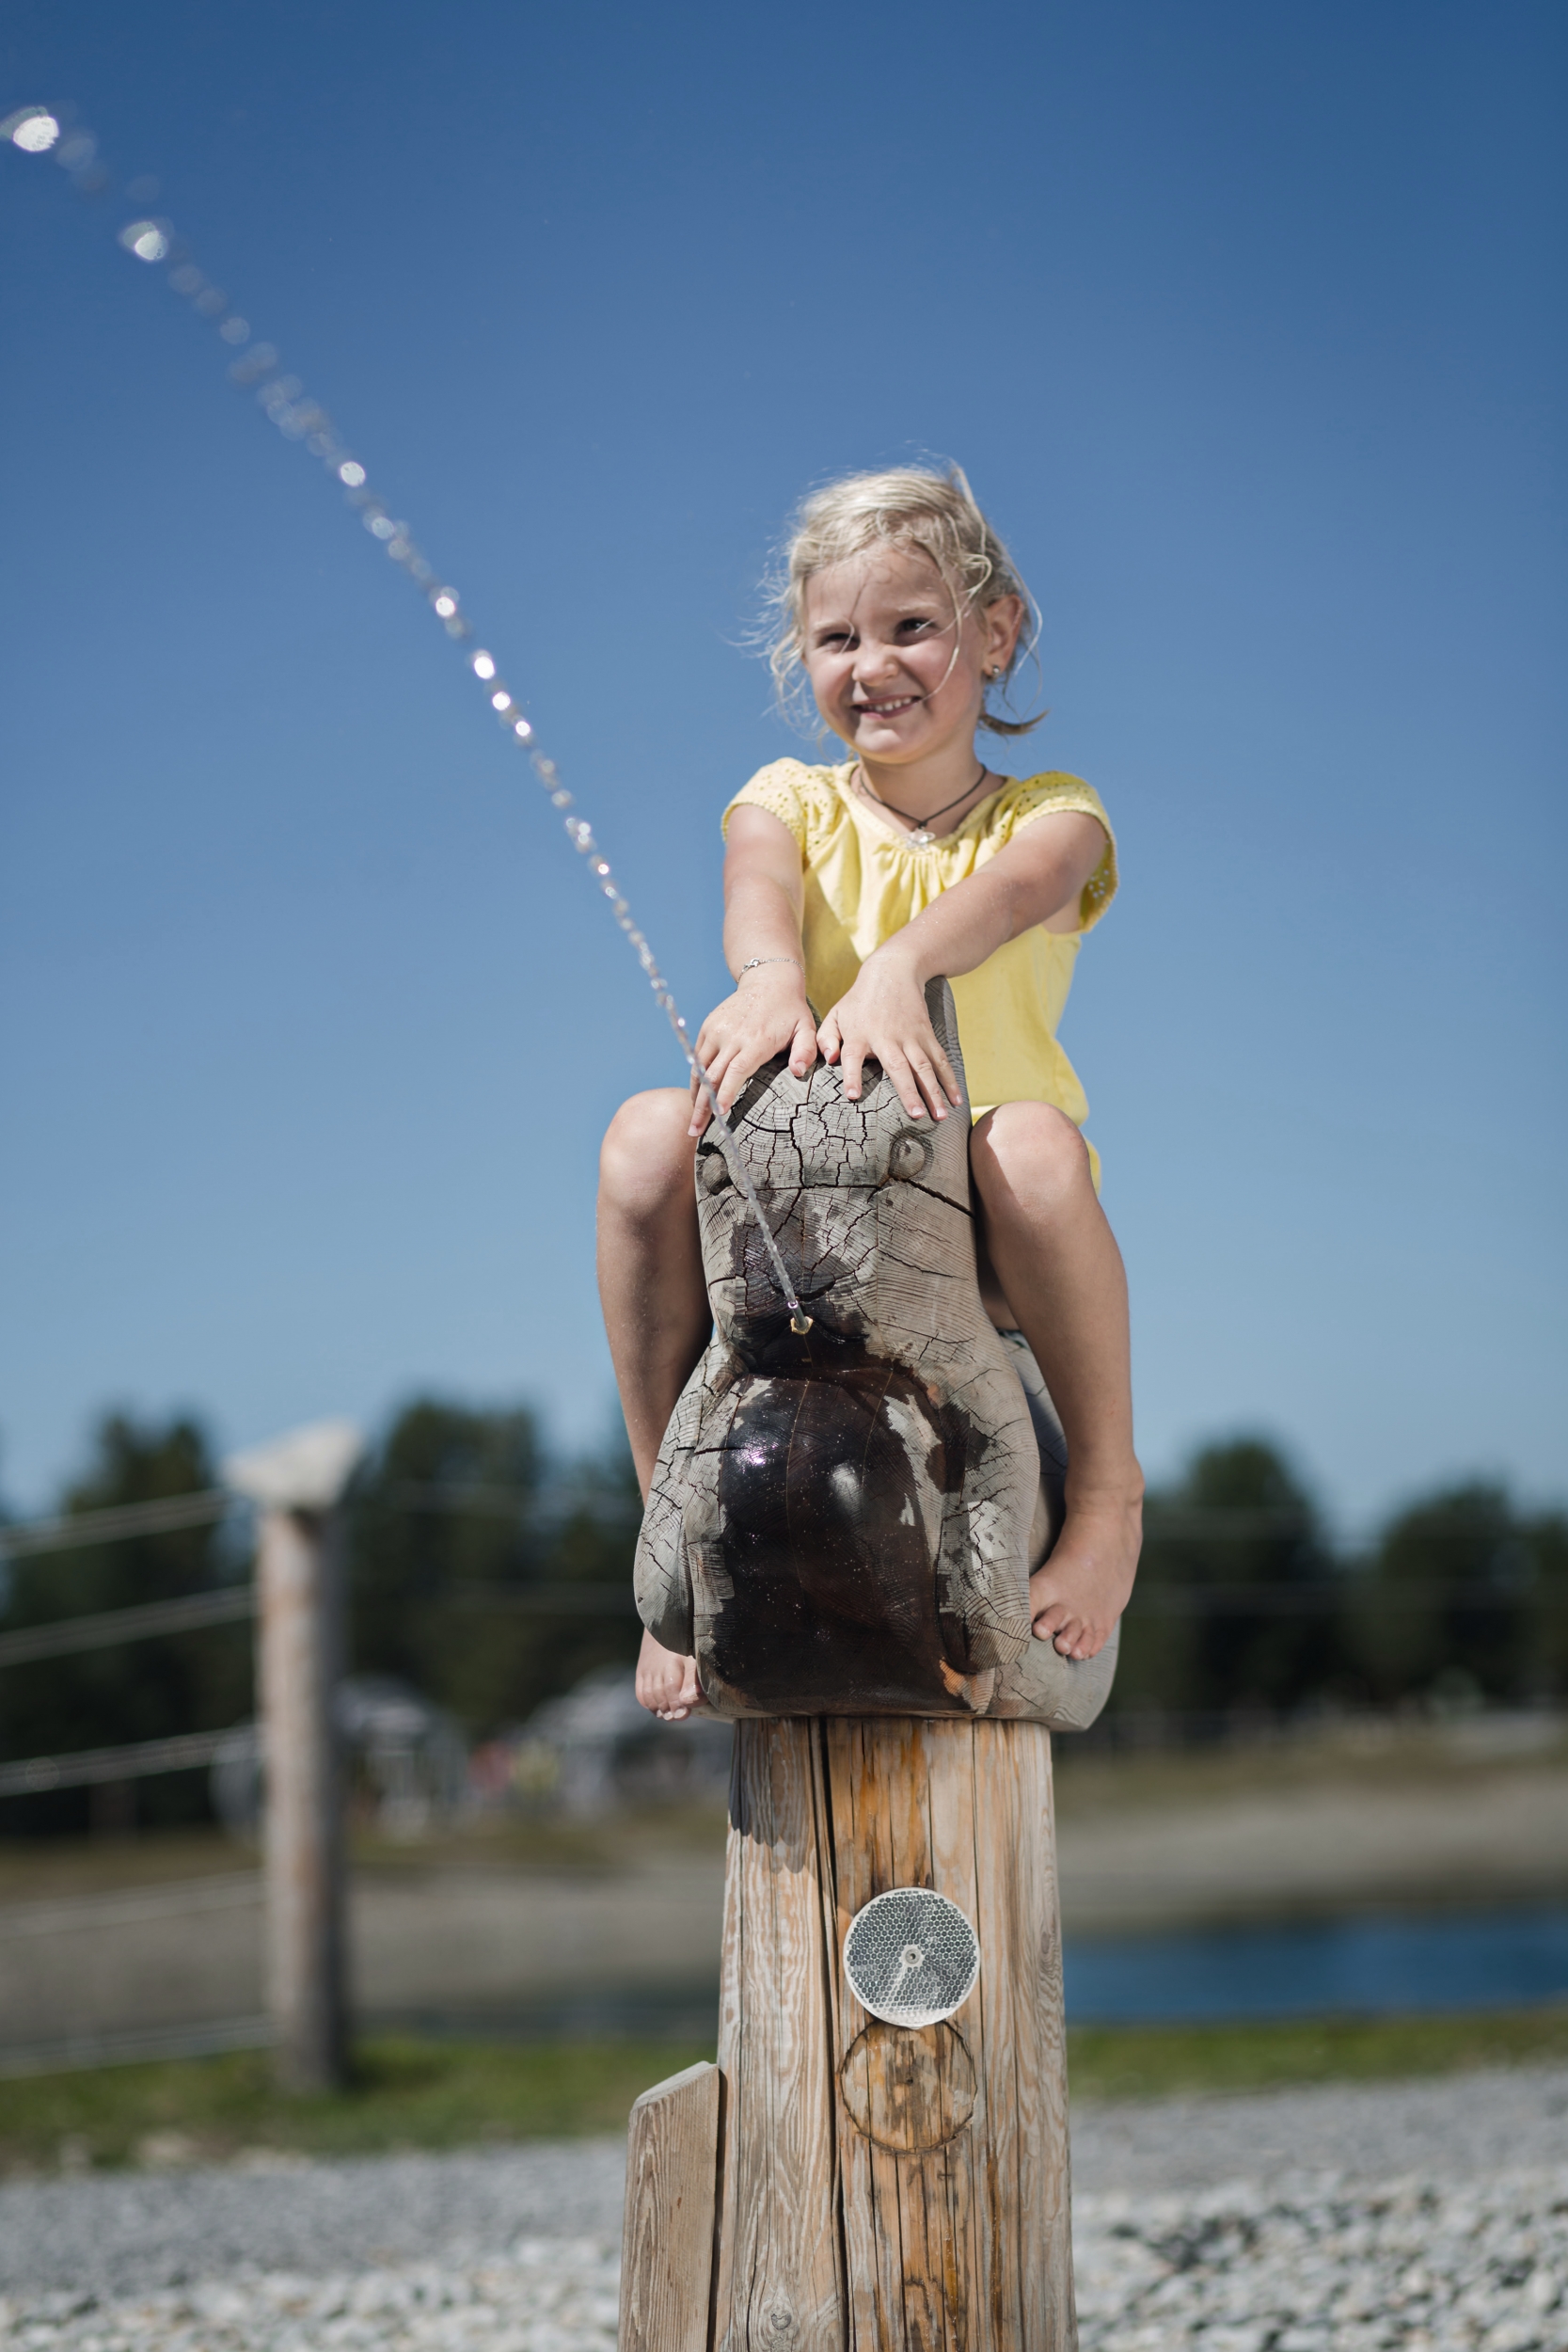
[1,1406,1564,1836]
[1112,1438,1568,1734]
[0,1398,641,1839]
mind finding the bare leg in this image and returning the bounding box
[597,1088,709,1717]
[971,1104,1143,1660]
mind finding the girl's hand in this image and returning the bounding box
[818,952,963,1122]
[689,966,818,1137]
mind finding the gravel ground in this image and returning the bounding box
[1,2070,1565,2350]
[1069,2069,1568,2197]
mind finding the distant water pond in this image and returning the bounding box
[1063,1902,1568,2023]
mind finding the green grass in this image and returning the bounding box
[0,2038,716,2177]
[4,2008,1567,2178]
[1065,2005,1568,2100]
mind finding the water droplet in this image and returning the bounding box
[367,514,397,541]
[490,690,513,712]
[167,263,203,295]
[218,315,250,345]
[549,788,572,807]
[55,132,97,170]
[432,591,458,618]
[513,718,533,741]
[3,108,60,152]
[443,615,471,639]
[338,460,366,487]
[119,219,170,263]
[592,860,610,877]
[228,343,277,385]
[472,652,497,680]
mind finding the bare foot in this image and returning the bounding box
[635,1627,704,1720]
[1028,1487,1143,1660]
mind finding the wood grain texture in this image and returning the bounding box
[619,2060,721,2352]
[707,1717,1077,2352]
[822,1716,1076,2352]
[839,2022,976,2153]
[711,1721,846,2351]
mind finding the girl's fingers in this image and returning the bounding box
[714,1047,750,1115]
[907,1052,951,1122]
[817,1014,842,1066]
[930,1047,963,1108]
[690,1057,732,1135]
[840,1041,865,1100]
[789,1018,819,1078]
[879,1047,927,1121]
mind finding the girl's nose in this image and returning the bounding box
[853,640,900,687]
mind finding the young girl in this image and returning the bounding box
[598,467,1142,1720]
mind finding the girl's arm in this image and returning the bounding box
[688,804,819,1136]
[821,810,1108,1120]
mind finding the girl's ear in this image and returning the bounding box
[983,593,1026,672]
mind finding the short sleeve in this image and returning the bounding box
[721,758,818,850]
[1002,772,1118,931]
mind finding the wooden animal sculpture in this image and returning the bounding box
[634,979,1118,1727]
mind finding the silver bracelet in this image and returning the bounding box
[736,956,802,978]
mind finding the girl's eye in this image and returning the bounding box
[896,617,936,638]
[816,630,854,651]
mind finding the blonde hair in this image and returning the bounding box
[765,464,1043,737]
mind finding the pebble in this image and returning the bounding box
[1073,2166,1568,2352]
[2,2168,1565,2352]
[0,2239,624,2352]
[4,2072,1565,2351]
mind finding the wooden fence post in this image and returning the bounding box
[225,1420,363,2094]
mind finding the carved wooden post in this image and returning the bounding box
[619,989,1120,2348]
[226,1420,363,2094]
[711,1717,1073,2351]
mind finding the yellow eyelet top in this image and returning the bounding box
[722,759,1117,1173]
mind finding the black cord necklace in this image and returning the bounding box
[854,760,990,848]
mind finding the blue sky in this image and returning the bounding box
[1,0,1562,1527]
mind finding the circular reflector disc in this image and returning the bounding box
[843,1888,980,2028]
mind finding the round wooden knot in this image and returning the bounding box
[886,1131,933,1182]
[839,2019,977,2151]
[697,1149,732,1193]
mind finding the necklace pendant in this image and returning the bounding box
[909,827,935,848]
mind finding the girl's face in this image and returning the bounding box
[800,545,1022,768]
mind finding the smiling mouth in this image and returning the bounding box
[853,694,924,717]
